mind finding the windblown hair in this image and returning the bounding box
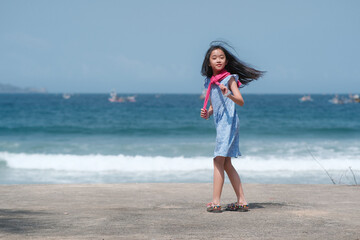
[201,41,264,87]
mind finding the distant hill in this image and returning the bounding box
[0,83,47,93]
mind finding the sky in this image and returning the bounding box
[0,0,359,94]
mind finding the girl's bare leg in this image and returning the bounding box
[224,157,247,205]
[212,156,226,205]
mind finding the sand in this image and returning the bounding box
[0,183,359,239]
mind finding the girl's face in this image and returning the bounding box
[209,48,227,74]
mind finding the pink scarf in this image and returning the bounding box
[202,69,241,110]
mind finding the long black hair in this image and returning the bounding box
[201,41,264,87]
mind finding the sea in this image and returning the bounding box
[0,93,359,185]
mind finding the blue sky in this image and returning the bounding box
[0,0,359,94]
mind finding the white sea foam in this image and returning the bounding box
[0,151,359,172]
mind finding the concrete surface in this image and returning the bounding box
[0,183,359,239]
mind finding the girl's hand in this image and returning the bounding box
[219,84,228,95]
[200,108,209,119]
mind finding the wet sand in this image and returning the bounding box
[0,183,359,239]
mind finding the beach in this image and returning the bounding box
[1,94,359,239]
[1,183,359,239]
[2,0,360,238]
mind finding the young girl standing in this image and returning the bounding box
[200,42,263,213]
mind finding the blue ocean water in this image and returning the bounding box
[0,93,359,184]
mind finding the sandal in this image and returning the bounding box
[206,202,222,213]
[238,204,249,212]
[225,202,239,211]
[225,202,249,212]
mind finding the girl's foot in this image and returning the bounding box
[238,204,249,212]
[225,202,249,212]
[238,201,249,212]
[206,202,222,213]
[225,202,239,211]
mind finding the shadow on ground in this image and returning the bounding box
[0,209,53,234]
[249,202,287,209]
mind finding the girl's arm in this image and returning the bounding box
[227,77,244,106]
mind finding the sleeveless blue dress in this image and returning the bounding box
[204,74,241,158]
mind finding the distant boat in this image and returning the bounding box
[299,95,313,102]
[108,90,125,103]
[329,94,360,104]
[329,95,344,104]
[349,94,360,103]
[126,96,136,102]
[63,93,71,99]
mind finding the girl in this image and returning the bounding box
[200,42,263,213]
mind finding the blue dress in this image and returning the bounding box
[204,74,241,158]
